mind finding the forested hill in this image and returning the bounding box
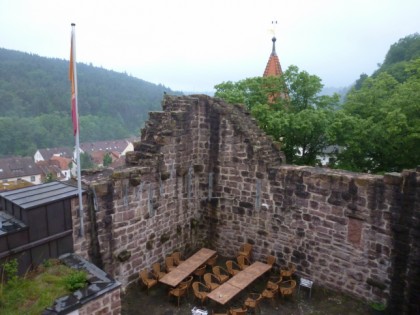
[0,48,182,157]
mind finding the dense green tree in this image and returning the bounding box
[215,66,340,165]
[372,33,420,83]
[382,33,420,67]
[43,173,56,183]
[80,152,94,170]
[333,59,420,172]
[103,153,113,167]
[354,73,368,90]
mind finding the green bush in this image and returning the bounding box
[62,270,88,291]
[371,302,386,311]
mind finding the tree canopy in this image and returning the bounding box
[335,59,420,172]
[215,66,340,166]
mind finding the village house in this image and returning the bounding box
[33,139,134,177]
[0,156,42,191]
[36,155,72,181]
[78,139,133,167]
[34,146,73,163]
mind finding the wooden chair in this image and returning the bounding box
[212,265,230,284]
[206,253,218,268]
[180,275,193,298]
[192,281,209,305]
[193,264,207,281]
[212,310,229,315]
[229,306,247,315]
[226,260,241,276]
[172,251,185,266]
[152,262,166,280]
[244,293,263,314]
[236,255,250,270]
[269,274,283,285]
[139,269,157,295]
[204,273,220,291]
[280,263,296,280]
[279,279,297,299]
[169,283,188,307]
[165,256,176,272]
[238,243,253,261]
[262,281,279,306]
[267,255,276,268]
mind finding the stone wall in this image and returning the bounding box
[74,95,419,314]
[209,166,395,300]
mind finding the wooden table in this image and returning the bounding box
[208,261,271,305]
[159,248,216,287]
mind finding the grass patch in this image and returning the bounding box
[0,259,88,315]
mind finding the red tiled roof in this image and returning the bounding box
[263,37,283,77]
[50,156,72,170]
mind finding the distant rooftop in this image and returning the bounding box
[0,156,41,180]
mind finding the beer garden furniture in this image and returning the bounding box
[192,281,210,305]
[208,261,271,305]
[237,243,253,261]
[212,266,230,284]
[168,282,188,307]
[261,281,279,306]
[225,260,241,276]
[280,263,296,280]
[139,269,158,295]
[204,273,221,291]
[244,292,263,313]
[159,248,217,287]
[298,277,314,298]
[279,279,297,299]
[152,262,166,280]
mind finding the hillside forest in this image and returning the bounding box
[215,33,420,174]
[0,48,181,157]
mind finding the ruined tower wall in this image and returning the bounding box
[74,95,419,313]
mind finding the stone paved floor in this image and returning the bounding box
[121,272,372,315]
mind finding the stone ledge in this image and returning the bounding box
[42,253,121,315]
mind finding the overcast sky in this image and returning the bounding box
[1,0,419,92]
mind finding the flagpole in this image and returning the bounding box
[71,23,84,237]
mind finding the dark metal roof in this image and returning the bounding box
[0,181,85,210]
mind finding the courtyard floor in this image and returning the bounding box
[121,268,372,315]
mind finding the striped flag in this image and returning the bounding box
[69,24,78,136]
[69,23,84,237]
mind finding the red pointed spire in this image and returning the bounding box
[263,37,283,77]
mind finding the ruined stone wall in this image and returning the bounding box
[210,165,396,301]
[74,95,419,314]
[78,287,121,315]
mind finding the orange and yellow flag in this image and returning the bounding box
[69,25,78,136]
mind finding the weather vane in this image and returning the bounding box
[269,20,278,37]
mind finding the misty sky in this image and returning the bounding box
[1,0,419,92]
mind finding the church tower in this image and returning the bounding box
[263,34,288,102]
[263,36,283,77]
